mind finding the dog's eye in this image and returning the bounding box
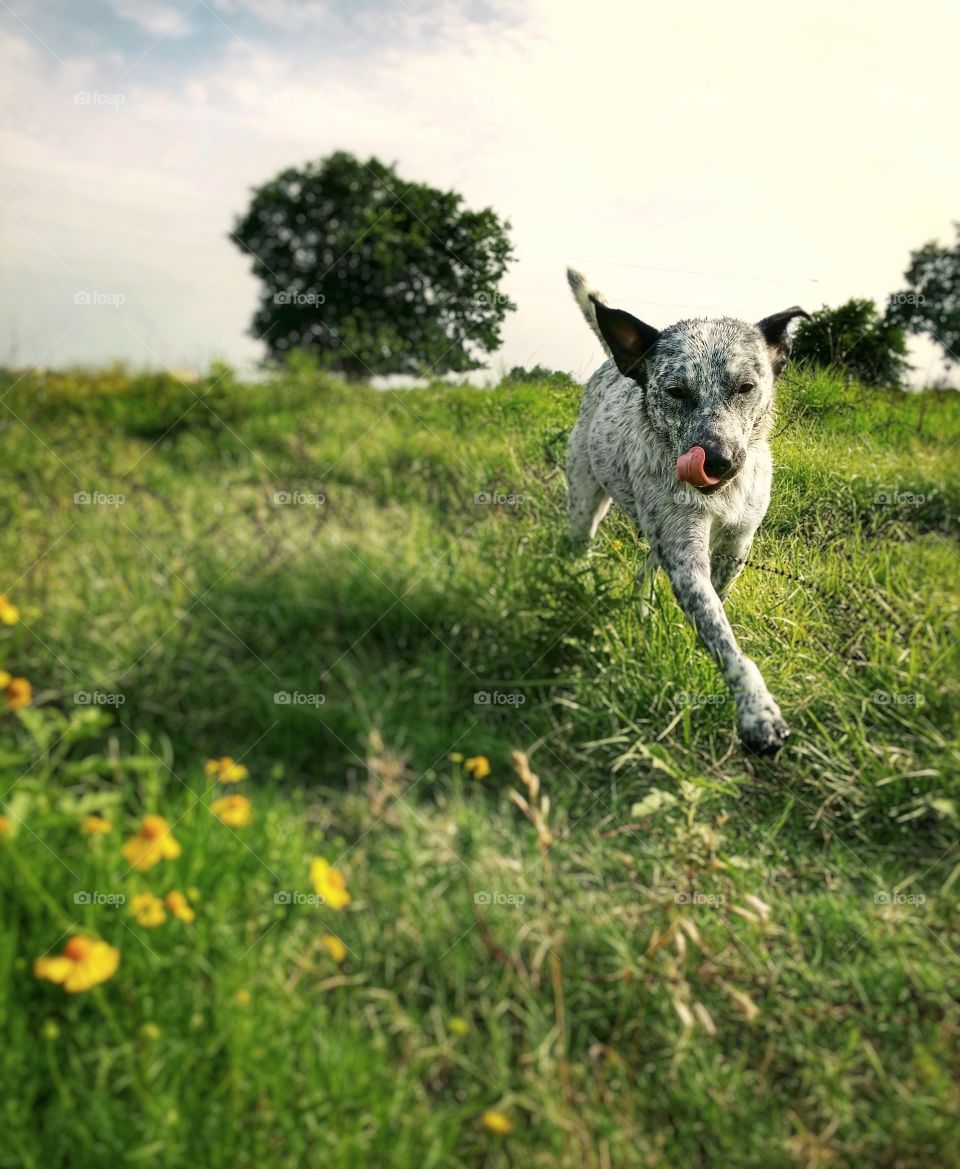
[736,382,756,394]
[664,385,687,401]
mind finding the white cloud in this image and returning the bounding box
[0,0,957,381]
[107,0,196,39]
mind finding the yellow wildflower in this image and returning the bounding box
[449,1016,470,1037]
[82,814,112,836]
[34,934,119,993]
[204,756,249,783]
[0,670,9,688]
[233,988,251,1006]
[210,794,253,828]
[0,595,19,625]
[322,934,347,962]
[0,815,11,838]
[482,1110,512,1135]
[465,755,491,781]
[132,892,166,927]
[310,858,351,911]
[139,1022,161,1041]
[121,815,182,872]
[4,677,32,710]
[165,890,195,923]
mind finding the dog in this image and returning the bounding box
[565,269,809,754]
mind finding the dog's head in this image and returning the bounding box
[591,297,809,492]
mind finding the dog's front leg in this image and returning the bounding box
[657,537,788,754]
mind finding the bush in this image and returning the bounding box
[791,298,909,386]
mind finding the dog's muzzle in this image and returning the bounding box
[676,445,739,491]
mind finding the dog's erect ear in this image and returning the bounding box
[756,307,810,375]
[591,296,659,380]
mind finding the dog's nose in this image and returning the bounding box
[701,446,736,479]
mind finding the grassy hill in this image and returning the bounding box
[1,361,959,1167]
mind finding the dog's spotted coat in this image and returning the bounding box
[565,269,809,754]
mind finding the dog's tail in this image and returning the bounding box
[567,267,610,355]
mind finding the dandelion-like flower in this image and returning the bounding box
[3,676,32,710]
[0,595,20,625]
[0,815,11,838]
[165,890,196,923]
[82,814,112,836]
[132,892,166,927]
[210,794,253,828]
[321,934,347,962]
[464,755,491,781]
[310,858,351,911]
[482,1110,512,1135]
[121,815,182,872]
[34,934,120,993]
[204,756,249,783]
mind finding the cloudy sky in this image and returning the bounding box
[1,0,957,383]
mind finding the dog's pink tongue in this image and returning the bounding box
[676,445,720,488]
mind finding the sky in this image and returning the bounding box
[0,0,957,384]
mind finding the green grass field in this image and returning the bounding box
[1,360,959,1167]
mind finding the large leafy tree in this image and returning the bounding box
[888,224,960,366]
[791,298,909,386]
[231,152,515,377]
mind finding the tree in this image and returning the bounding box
[791,298,909,386]
[231,152,515,377]
[888,224,960,366]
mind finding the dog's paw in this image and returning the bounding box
[737,695,790,756]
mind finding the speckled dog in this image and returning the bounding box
[565,269,808,754]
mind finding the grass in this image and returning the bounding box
[0,357,959,1167]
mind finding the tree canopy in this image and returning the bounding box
[231,152,515,377]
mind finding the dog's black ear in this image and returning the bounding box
[591,296,659,380]
[757,307,810,375]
